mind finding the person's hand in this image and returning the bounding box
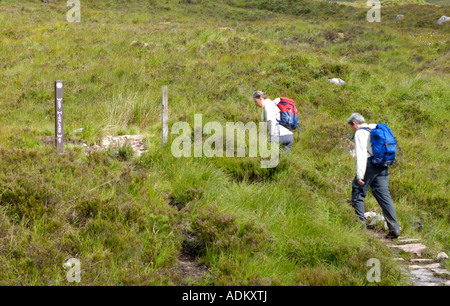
[357,178,365,186]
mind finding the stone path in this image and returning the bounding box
[99,135,147,156]
[41,134,147,157]
[371,231,450,286]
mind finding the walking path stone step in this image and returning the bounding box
[397,238,420,244]
[408,263,441,270]
[410,258,433,264]
[389,243,427,257]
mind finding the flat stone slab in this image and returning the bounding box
[398,238,420,244]
[390,243,427,256]
[410,269,448,284]
[409,263,441,270]
[431,268,450,276]
[410,258,433,264]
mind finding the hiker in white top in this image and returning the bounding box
[347,113,400,239]
[252,91,294,153]
[353,122,377,182]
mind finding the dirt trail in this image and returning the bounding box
[177,229,208,285]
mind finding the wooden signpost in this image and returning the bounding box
[55,80,63,153]
[162,85,168,147]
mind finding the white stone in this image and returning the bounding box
[396,15,404,19]
[437,252,448,262]
[437,16,450,25]
[409,263,440,270]
[364,211,384,226]
[101,135,147,156]
[328,78,346,85]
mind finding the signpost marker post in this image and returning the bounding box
[55,81,64,153]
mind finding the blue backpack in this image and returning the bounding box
[360,124,398,166]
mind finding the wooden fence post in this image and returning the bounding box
[161,85,168,147]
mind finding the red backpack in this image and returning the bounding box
[276,97,301,132]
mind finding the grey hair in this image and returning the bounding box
[347,113,365,124]
[252,91,267,99]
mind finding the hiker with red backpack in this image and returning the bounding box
[347,113,401,239]
[252,91,300,154]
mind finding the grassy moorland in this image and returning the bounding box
[0,0,448,285]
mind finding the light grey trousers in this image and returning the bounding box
[351,163,400,232]
[277,134,294,153]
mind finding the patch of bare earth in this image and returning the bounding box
[177,230,208,285]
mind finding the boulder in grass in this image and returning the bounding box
[328,78,346,85]
[130,40,143,47]
[437,16,450,25]
[437,252,448,263]
[364,211,386,229]
[396,15,404,19]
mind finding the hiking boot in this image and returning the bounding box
[385,230,400,239]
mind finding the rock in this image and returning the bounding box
[409,263,440,270]
[410,259,433,264]
[101,135,147,156]
[130,40,143,47]
[437,252,448,262]
[398,238,420,244]
[364,211,384,228]
[390,243,427,257]
[328,78,345,85]
[396,15,404,19]
[431,268,450,276]
[409,268,447,285]
[437,16,450,25]
[73,128,84,134]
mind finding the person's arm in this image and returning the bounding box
[355,130,368,181]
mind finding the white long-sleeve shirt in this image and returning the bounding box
[262,98,293,139]
[354,123,377,179]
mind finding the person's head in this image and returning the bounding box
[347,113,365,132]
[252,91,267,108]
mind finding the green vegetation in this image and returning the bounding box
[0,0,448,285]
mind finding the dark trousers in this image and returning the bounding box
[351,163,400,232]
